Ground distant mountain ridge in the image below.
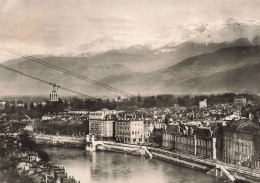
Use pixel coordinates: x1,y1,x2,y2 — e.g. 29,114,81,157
98,45,260,95
0,45,260,96
69,18,260,56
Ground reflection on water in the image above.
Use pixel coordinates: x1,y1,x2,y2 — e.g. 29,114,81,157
42,147,223,183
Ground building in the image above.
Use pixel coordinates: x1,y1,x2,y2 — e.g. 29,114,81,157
162,122,217,159
68,111,88,114
100,115,114,141
196,127,216,159
162,123,177,149
130,120,144,144
89,120,102,140
223,118,260,169
144,118,154,144
89,109,112,140
115,119,131,143
199,99,207,108
42,115,52,121
175,124,197,155
153,117,165,129
234,97,247,106
115,114,144,144
224,114,240,121
89,110,106,120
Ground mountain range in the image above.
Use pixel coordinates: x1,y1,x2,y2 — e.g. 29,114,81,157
69,18,260,56
1,18,260,96
0,42,260,96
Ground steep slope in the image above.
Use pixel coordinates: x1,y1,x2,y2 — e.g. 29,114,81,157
179,63,260,93
99,46,260,95
1,45,260,96
151,46,260,83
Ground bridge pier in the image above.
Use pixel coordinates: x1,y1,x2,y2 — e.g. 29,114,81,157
85,135,104,152
207,164,235,182
85,143,96,151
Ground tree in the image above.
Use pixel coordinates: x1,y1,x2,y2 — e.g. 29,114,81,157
37,150,50,162
4,101,10,112
17,130,37,152
117,96,121,101
64,99,68,108
29,102,35,110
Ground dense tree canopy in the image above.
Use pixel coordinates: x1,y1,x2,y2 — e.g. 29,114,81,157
2,93,260,117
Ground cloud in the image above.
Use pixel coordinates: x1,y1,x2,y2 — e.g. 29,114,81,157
0,0,260,62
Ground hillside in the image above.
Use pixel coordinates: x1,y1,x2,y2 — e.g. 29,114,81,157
0,45,260,96
179,63,260,93
100,46,260,94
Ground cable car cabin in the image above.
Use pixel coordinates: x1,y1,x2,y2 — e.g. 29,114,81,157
50,91,59,102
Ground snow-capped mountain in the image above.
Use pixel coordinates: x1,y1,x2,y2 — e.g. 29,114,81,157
66,18,260,56
2,18,259,60
145,18,260,50
69,36,131,56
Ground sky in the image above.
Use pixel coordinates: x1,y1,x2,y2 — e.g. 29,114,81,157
0,0,260,62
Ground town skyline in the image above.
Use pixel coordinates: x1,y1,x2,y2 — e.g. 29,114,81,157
1,92,260,182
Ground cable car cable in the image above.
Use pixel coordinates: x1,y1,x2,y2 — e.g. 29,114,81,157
2,47,130,96
0,64,97,99
0,46,134,97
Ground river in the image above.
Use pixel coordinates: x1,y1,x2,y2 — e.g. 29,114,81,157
42,147,224,183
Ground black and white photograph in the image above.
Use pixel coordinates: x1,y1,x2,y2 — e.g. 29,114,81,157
0,0,260,182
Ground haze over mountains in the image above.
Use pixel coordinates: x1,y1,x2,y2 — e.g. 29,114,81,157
1,44,260,96
0,19,260,97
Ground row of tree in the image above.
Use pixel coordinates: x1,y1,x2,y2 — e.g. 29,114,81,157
2,93,259,117
34,120,89,136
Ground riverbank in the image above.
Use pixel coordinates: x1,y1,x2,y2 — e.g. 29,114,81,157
98,142,211,172
35,135,259,182
97,142,259,183
43,146,221,183
35,134,86,151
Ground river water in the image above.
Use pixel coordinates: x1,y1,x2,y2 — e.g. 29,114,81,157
42,147,223,183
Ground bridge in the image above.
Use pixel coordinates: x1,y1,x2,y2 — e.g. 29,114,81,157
85,135,153,159
207,164,235,182
85,135,104,151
